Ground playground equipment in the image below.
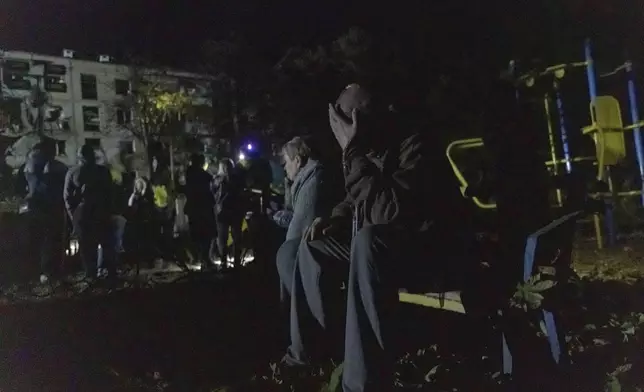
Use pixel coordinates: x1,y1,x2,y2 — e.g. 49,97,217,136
446,39,644,249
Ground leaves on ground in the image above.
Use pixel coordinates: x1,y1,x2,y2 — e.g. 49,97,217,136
2,240,644,391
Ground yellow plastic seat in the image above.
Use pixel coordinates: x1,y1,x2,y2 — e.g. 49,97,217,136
582,96,627,178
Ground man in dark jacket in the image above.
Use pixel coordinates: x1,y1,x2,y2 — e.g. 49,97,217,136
281,84,472,391
24,140,68,283
97,167,129,276
64,143,114,279
185,153,216,268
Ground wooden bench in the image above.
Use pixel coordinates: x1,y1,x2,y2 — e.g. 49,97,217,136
398,209,584,376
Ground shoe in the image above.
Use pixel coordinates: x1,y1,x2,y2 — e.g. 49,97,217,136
275,354,314,381
280,352,310,368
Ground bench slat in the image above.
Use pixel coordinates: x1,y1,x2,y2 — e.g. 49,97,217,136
398,291,466,314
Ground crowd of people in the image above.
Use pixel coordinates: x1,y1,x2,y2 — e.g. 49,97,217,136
19,80,550,391
22,141,256,285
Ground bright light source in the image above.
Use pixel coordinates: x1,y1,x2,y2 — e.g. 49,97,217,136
213,254,255,268
238,152,246,161
66,239,79,256
246,143,253,151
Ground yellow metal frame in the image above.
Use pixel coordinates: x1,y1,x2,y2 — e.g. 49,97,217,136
516,62,588,87
581,95,644,249
445,138,496,209
398,291,466,314
445,138,596,211
445,94,644,249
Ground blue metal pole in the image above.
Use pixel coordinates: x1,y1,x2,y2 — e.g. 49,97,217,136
554,83,572,173
625,61,644,206
585,38,616,246
585,39,598,99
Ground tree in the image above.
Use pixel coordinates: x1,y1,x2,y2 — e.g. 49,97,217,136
201,33,273,142
116,68,193,182
271,27,412,136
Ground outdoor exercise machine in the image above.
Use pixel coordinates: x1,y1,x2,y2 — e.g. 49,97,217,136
446,39,644,249
399,172,588,385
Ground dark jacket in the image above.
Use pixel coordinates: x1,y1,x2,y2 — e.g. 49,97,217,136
111,181,130,217
128,188,155,226
330,130,467,233
184,166,214,218
64,160,113,221
24,151,67,212
212,171,245,218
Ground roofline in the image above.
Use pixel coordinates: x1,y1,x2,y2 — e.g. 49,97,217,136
0,49,214,81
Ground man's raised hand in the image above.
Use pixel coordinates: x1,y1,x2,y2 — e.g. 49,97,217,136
328,104,358,151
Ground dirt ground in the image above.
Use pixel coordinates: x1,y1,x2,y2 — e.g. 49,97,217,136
0,270,286,392
0,237,642,392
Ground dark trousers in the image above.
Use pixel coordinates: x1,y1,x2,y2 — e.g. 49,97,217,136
189,216,216,264
155,208,174,260
76,220,113,278
127,220,156,269
215,214,243,267
28,207,65,276
277,224,468,392
97,215,127,271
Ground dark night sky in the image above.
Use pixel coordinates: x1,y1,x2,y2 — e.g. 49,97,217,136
0,0,639,69
0,0,504,67
0,0,393,64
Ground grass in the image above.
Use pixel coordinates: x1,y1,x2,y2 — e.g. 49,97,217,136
0,238,643,391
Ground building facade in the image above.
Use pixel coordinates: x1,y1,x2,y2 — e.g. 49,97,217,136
0,49,212,170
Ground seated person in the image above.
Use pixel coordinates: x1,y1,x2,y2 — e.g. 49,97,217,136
279,84,473,392
274,137,328,302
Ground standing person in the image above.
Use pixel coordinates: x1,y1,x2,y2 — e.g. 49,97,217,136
279,84,473,391
150,155,173,266
212,158,245,269
97,164,129,277
24,140,67,283
64,144,114,280
127,176,156,271
184,153,216,269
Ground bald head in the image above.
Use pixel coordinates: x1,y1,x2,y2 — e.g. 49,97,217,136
335,84,373,118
